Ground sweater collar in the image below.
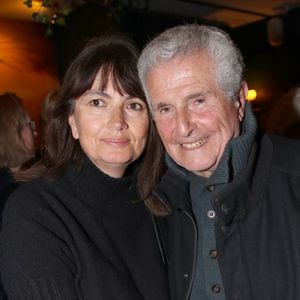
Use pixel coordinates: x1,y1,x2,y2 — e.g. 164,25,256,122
211,133,272,225
226,102,257,179
207,102,257,185
63,155,138,210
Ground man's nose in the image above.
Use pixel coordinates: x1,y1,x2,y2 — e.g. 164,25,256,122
107,108,128,131
176,108,195,137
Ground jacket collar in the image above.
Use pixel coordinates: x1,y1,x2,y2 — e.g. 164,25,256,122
211,133,273,225
153,166,191,213
154,133,273,225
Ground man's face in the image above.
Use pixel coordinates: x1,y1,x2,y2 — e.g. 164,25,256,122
146,53,246,178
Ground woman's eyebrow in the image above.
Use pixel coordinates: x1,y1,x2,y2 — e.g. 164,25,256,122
83,90,135,100
84,90,109,97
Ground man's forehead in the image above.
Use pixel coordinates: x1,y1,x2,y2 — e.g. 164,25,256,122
147,53,213,85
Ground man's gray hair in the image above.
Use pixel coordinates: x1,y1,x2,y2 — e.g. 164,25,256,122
138,24,245,102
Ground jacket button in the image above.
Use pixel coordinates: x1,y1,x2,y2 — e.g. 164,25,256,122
183,273,189,278
206,184,215,192
207,210,216,219
211,284,221,293
209,249,218,258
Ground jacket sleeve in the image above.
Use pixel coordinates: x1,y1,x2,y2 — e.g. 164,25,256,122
0,187,79,300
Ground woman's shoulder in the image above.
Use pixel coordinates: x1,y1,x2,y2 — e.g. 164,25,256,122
0,174,77,248
3,175,69,218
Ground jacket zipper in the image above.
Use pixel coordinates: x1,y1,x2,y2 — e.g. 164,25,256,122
182,210,198,300
153,190,198,300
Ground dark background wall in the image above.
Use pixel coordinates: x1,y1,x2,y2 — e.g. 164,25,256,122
0,18,58,121
2,2,298,136
51,3,300,134
53,3,300,105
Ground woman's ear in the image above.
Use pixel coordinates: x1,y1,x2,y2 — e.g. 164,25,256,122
68,115,79,139
235,81,248,122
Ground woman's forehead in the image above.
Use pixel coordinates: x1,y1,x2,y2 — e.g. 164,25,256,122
91,70,127,96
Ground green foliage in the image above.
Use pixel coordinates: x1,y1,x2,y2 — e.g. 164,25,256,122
23,0,124,36
23,0,32,8
32,12,49,24
41,0,52,7
23,0,52,8
23,0,69,36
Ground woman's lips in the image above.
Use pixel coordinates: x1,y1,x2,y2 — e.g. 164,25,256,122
102,138,130,147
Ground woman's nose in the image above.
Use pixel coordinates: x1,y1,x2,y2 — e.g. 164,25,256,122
107,108,128,131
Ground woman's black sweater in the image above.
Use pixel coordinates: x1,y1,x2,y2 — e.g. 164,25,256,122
0,158,169,299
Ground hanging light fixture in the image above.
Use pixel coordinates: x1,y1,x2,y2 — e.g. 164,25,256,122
267,16,284,47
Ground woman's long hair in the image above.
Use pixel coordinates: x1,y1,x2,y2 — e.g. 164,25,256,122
16,34,147,178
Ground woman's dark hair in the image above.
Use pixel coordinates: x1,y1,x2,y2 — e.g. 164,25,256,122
17,34,146,177
137,122,170,216
46,34,148,175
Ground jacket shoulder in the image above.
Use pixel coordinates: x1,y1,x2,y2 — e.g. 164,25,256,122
265,134,300,175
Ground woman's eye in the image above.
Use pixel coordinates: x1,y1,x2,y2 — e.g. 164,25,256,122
89,99,104,107
127,102,144,111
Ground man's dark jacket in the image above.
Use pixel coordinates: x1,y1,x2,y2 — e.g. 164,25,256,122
153,134,300,300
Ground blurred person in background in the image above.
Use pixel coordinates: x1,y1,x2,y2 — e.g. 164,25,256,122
0,92,36,219
265,86,300,139
0,35,168,299
39,89,59,154
0,92,36,300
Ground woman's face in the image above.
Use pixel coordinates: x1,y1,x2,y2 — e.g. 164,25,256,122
68,73,149,178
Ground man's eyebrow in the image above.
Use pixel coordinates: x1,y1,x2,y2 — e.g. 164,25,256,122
152,102,170,110
151,91,212,110
183,91,210,101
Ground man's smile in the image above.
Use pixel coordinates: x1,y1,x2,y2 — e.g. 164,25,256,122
181,137,208,149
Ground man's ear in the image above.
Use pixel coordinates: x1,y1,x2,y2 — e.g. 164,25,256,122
68,114,79,139
235,81,248,122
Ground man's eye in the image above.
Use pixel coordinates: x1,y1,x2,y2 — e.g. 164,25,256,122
188,98,205,109
159,106,171,114
194,99,204,105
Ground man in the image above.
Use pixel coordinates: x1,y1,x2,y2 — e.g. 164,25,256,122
137,24,300,300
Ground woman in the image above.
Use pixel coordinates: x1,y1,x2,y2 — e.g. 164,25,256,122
0,35,168,299
0,92,36,218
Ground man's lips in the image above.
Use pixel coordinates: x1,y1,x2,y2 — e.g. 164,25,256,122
181,137,208,149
